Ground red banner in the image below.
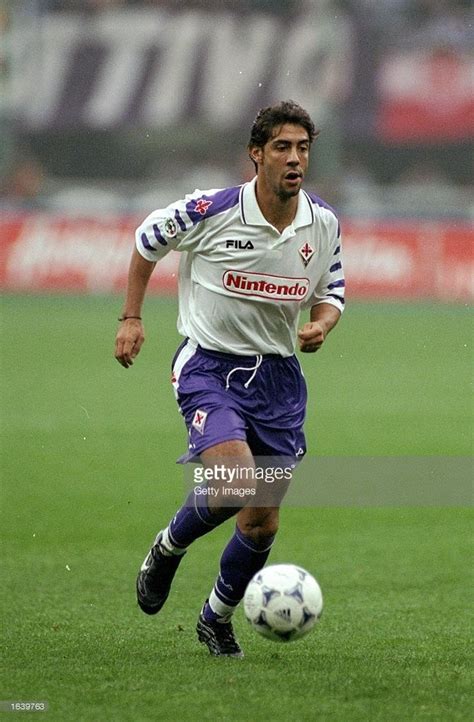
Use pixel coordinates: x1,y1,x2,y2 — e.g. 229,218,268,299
0,212,472,301
342,219,473,301
377,50,474,143
0,213,177,294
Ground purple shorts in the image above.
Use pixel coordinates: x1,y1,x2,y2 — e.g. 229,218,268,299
171,340,307,463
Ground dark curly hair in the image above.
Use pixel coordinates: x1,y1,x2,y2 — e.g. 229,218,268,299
248,100,319,160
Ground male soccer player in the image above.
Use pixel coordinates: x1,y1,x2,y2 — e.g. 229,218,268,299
115,100,345,658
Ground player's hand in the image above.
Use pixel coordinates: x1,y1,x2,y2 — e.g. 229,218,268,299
298,321,325,353
114,318,145,368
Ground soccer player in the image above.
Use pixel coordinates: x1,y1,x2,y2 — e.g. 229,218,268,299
115,100,345,657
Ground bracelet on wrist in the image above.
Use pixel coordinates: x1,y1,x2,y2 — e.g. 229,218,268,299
118,315,142,321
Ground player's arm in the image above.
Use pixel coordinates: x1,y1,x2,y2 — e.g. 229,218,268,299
298,303,341,353
115,190,207,368
299,212,345,353
115,248,156,368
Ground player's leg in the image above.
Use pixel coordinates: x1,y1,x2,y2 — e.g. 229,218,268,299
202,504,279,619
136,439,256,616
197,353,306,653
156,438,256,556
200,352,306,623
199,462,290,625
136,342,255,616
196,503,279,658
187,440,266,657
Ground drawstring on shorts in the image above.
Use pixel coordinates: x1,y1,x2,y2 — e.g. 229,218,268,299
225,354,263,390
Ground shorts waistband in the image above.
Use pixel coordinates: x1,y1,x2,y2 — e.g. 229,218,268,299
195,343,286,364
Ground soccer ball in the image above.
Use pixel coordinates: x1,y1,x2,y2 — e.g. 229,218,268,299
243,564,323,642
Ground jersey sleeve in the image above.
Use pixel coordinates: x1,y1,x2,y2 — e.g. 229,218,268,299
135,189,210,262
302,216,345,314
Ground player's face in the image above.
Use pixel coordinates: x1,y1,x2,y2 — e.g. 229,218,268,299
252,123,310,201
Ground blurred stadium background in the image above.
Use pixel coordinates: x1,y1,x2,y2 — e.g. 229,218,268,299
0,0,472,298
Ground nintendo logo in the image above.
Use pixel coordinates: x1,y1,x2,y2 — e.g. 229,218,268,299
222,270,309,301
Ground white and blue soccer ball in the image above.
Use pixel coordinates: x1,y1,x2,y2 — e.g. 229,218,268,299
243,564,323,642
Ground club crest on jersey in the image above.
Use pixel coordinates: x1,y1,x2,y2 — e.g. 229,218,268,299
192,409,208,435
299,242,315,267
225,239,254,250
194,198,213,216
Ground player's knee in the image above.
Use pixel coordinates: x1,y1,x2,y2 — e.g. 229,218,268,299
238,510,279,544
243,523,279,546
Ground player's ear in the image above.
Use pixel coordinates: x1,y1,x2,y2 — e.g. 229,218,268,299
249,146,263,166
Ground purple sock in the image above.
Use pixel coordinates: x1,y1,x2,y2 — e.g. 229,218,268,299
166,489,237,550
204,525,275,621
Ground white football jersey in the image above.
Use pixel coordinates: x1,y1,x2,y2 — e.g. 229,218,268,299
136,177,345,356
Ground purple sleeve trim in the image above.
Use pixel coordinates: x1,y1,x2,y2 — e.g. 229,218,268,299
327,293,345,305
153,224,168,247
305,190,340,237
174,209,187,232
141,232,154,251
186,186,241,225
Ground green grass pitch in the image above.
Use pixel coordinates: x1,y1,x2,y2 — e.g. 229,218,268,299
1,294,472,721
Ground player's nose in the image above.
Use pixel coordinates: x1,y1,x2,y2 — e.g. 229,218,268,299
287,147,299,164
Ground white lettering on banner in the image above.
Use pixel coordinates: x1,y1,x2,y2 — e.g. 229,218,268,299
343,237,413,283
1,215,473,301
142,12,205,126
274,14,353,121
18,17,79,126
4,218,178,291
6,219,131,290
379,52,473,112
436,263,474,299
86,47,145,126
222,270,309,300
201,15,277,124
86,13,159,126
10,9,353,129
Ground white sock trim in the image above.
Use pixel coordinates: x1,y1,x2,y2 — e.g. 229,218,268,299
209,589,237,620
160,527,187,556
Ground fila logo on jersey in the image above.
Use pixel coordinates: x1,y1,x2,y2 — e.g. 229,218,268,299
223,270,309,301
225,239,254,249
194,198,213,215
192,409,208,434
299,242,315,267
